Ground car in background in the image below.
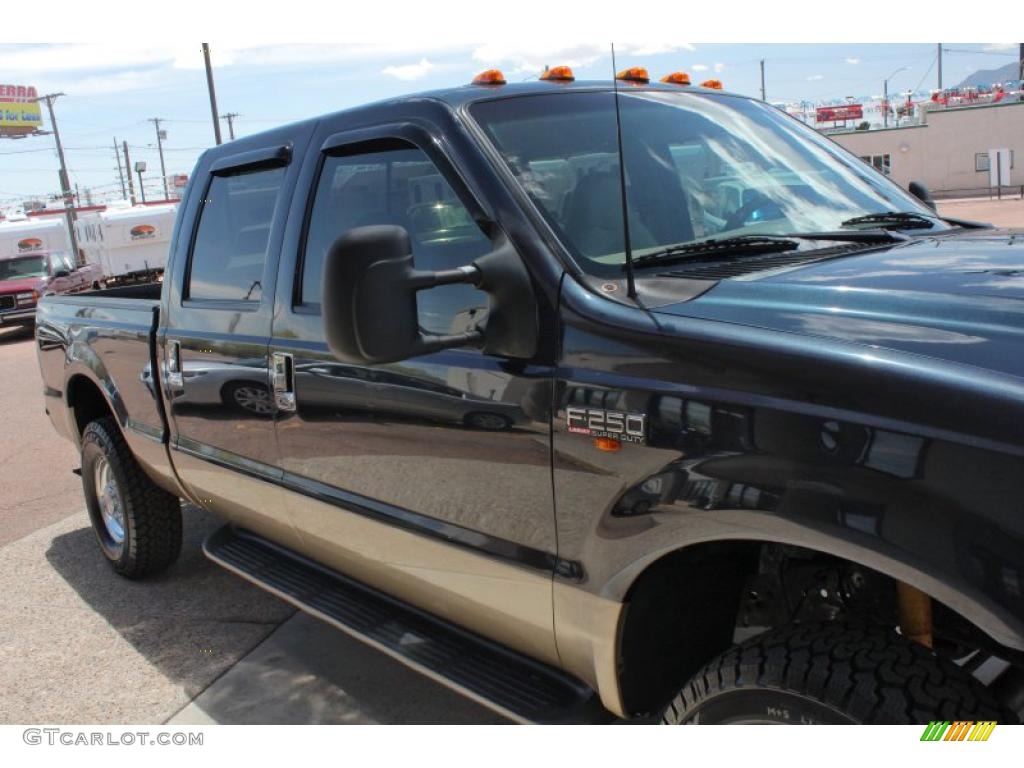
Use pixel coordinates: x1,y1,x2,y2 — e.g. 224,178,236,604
0,251,103,328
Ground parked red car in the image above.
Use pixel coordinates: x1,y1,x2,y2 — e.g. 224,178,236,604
0,251,104,329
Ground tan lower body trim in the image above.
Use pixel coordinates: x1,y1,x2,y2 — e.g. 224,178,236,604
553,581,627,718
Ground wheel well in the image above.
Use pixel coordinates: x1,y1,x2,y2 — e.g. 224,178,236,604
617,541,758,715
67,375,115,440
616,539,1022,717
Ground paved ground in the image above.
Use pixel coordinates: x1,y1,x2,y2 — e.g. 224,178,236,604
0,325,502,724
937,197,1024,229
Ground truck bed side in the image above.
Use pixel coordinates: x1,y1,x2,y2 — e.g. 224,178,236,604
35,282,182,495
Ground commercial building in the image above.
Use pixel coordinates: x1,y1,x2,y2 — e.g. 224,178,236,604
827,100,1023,198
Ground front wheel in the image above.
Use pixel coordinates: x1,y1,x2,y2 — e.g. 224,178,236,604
464,411,512,431
81,417,182,578
662,622,1010,725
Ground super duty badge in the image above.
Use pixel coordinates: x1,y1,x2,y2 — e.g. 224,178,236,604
566,406,647,445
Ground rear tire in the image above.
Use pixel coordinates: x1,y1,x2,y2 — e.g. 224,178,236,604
661,621,1011,725
81,417,182,578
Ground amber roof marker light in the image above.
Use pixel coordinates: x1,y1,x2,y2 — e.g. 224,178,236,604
661,71,691,86
615,66,650,84
472,69,507,86
540,65,575,82
701,78,724,90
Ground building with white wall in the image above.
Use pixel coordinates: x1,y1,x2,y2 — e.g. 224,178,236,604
827,101,1022,198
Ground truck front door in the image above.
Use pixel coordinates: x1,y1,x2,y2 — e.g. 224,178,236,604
268,122,560,663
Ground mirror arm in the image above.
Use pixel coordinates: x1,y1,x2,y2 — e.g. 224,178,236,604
415,328,486,357
408,264,481,290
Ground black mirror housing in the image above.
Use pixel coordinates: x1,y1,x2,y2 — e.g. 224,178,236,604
908,180,936,211
53,269,71,278
322,225,538,366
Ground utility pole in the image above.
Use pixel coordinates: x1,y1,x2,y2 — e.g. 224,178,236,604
202,43,223,145
221,112,239,141
149,118,169,199
113,137,127,199
122,141,137,205
32,93,82,264
1019,44,1024,100
759,59,766,102
937,44,943,91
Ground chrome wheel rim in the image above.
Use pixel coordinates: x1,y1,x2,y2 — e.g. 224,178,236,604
233,386,272,414
94,456,125,544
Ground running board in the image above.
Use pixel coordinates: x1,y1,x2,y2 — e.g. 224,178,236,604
203,526,611,724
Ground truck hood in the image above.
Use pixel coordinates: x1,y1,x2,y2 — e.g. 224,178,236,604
650,229,1024,379
0,276,45,295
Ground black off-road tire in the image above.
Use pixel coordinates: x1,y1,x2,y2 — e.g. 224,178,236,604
81,417,182,578
662,622,1012,725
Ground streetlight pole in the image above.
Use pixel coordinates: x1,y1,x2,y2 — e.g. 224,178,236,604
135,162,147,204
759,60,766,101
883,66,907,129
149,118,169,199
202,43,223,145
32,92,82,264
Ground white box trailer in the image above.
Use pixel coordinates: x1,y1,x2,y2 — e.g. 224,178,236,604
0,216,72,259
76,203,177,284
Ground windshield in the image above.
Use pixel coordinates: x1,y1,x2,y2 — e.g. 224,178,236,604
470,90,948,273
0,255,48,281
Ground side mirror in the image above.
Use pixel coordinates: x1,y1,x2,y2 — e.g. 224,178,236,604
322,225,538,365
53,269,71,278
908,180,936,211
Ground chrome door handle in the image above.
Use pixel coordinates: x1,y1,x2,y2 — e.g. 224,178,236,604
271,352,296,412
166,340,183,389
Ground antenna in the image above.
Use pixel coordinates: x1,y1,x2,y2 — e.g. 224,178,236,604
610,44,637,299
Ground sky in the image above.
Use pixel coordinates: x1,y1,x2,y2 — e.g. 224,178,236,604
1,42,1020,205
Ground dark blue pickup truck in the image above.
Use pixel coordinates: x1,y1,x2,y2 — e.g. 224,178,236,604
35,67,1024,725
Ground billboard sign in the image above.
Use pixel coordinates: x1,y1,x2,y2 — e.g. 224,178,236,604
816,104,864,123
0,85,43,137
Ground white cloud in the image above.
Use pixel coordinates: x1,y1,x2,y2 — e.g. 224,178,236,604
691,63,709,72
845,57,861,65
471,43,694,74
807,74,824,81
713,62,726,73
381,58,437,81
0,43,468,76
627,43,696,56
982,43,1016,53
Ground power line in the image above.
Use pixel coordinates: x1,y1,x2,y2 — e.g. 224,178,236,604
942,47,1019,57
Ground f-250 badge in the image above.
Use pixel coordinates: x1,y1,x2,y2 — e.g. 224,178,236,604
566,407,647,445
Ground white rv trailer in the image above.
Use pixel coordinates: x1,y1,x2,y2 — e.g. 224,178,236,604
0,216,72,260
76,202,178,284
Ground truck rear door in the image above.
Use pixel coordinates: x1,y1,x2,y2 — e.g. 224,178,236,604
160,127,311,547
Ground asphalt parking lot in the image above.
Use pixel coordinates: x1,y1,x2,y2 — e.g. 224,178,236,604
1,197,1021,726
0,324,503,724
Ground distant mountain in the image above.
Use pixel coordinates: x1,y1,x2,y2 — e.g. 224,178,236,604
956,61,1020,88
